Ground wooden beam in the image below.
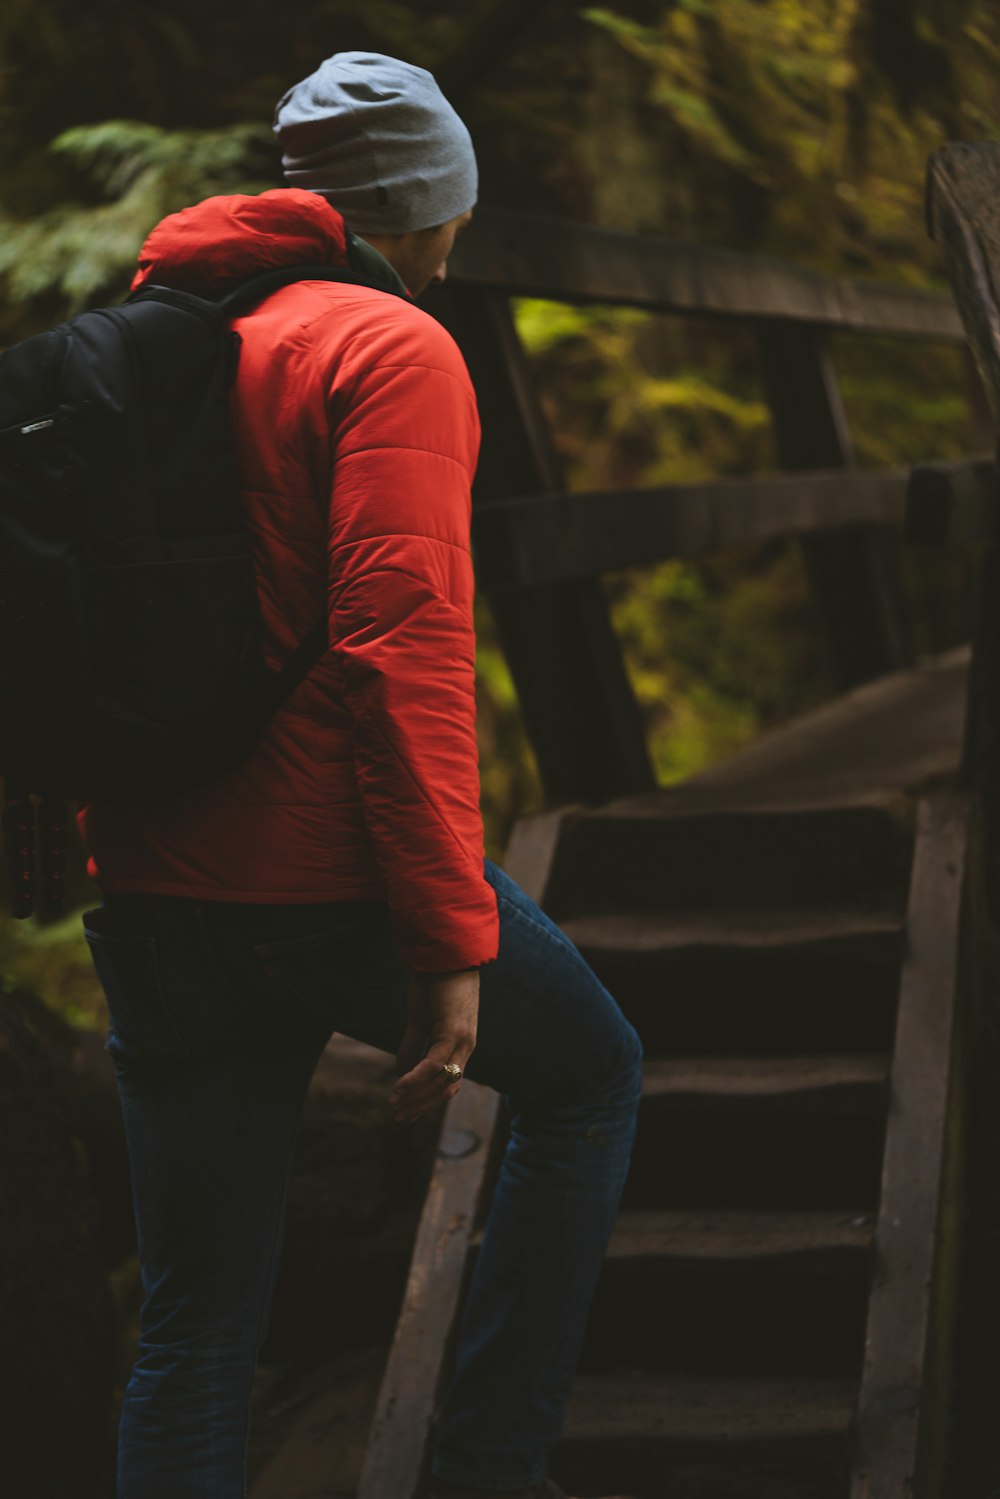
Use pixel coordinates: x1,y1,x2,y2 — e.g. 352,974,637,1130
473,468,912,589
357,1082,502,1499
926,143,1000,426
924,144,1000,908
358,808,539,1497
962,534,1000,916
905,454,998,548
501,805,575,906
851,791,971,1499
450,208,964,340
428,282,655,805
755,322,911,688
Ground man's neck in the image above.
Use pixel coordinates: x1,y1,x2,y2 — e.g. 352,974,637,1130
347,232,410,296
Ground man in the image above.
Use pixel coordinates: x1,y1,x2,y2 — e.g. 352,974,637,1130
79,51,642,1499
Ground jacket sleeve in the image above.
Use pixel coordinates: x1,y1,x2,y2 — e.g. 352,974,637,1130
324,310,499,972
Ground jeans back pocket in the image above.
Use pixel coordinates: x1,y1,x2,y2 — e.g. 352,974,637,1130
83,913,188,1065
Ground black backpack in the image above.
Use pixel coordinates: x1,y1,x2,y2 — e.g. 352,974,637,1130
0,261,397,915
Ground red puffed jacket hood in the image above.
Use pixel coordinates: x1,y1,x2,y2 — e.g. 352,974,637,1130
78,190,500,973
130,189,352,295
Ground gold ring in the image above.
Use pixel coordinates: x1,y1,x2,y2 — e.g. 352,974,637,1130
440,1062,463,1082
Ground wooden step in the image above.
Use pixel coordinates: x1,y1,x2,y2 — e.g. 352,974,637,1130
553,1372,855,1498
639,1055,889,1112
626,1057,888,1210
562,1370,857,1443
561,909,904,960
470,1207,875,1271
543,793,913,920
560,908,904,1056
605,1207,874,1269
581,1210,874,1377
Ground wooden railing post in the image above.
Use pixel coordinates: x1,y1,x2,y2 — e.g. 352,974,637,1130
850,791,972,1499
962,503,1000,909
429,282,655,805
755,322,911,688
925,142,1000,911
907,453,1000,901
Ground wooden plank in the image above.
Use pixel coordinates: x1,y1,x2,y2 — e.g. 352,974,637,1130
358,813,547,1496
851,791,971,1499
429,282,654,803
905,454,997,548
963,345,997,451
559,906,904,955
450,208,964,340
557,1374,856,1499
356,1081,502,1499
473,467,911,589
924,145,1000,910
963,541,1000,916
604,1207,873,1269
755,322,910,688
598,1207,874,1271
501,805,575,906
640,1054,888,1114
563,1371,857,1444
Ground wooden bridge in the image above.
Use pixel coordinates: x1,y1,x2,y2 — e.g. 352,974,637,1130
353,144,1000,1499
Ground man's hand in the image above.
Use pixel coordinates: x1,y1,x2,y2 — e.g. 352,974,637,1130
390,968,479,1123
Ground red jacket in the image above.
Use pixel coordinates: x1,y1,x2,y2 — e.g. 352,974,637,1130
77,190,499,973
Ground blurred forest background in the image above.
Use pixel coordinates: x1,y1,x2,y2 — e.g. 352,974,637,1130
0,0,997,1027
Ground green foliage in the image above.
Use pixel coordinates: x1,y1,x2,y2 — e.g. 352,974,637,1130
583,0,999,271
832,335,975,466
514,299,773,488
605,546,832,784
0,908,105,1031
0,121,273,313
583,5,756,173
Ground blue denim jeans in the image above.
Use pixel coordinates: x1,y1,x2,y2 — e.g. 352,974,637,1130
83,858,643,1498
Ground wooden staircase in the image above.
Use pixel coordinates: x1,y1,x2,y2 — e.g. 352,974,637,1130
355,146,1000,1497
360,731,972,1498
522,790,931,1499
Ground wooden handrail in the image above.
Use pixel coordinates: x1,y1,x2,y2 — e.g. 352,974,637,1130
430,201,980,794
469,458,997,591
473,467,911,589
449,207,965,340
925,145,1000,900
356,1082,503,1499
927,144,1000,426
851,791,972,1499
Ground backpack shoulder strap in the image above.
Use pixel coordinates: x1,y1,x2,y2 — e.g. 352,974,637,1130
127,264,396,717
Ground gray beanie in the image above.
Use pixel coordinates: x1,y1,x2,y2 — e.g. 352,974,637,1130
274,52,477,235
